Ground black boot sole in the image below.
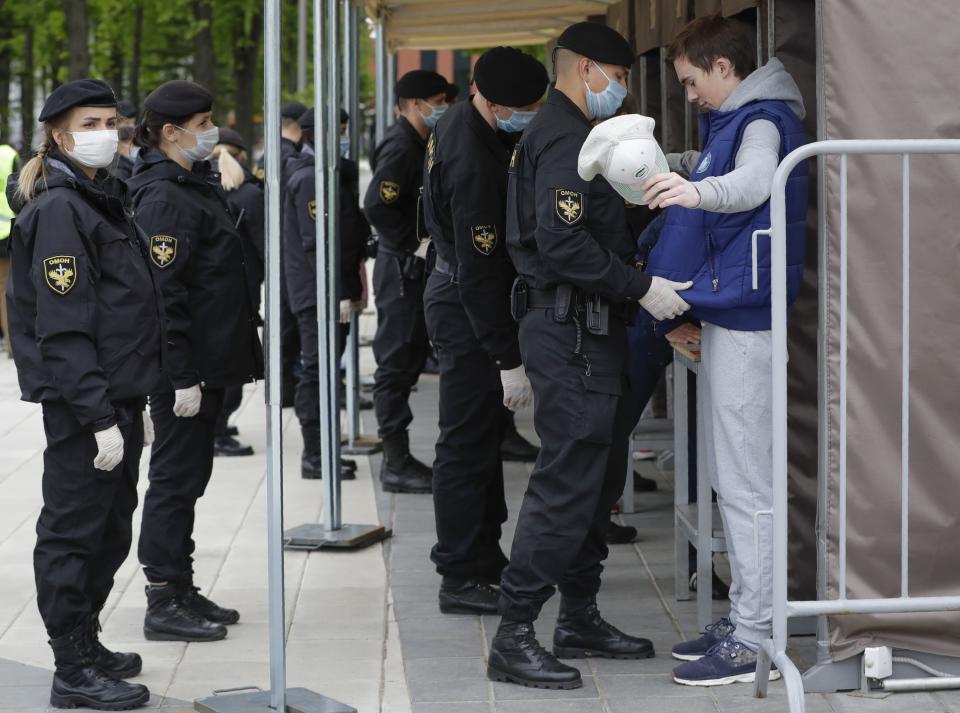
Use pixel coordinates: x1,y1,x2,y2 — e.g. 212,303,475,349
143,626,226,643
553,644,656,660
439,601,498,615
486,664,582,689
381,482,432,494
50,689,150,711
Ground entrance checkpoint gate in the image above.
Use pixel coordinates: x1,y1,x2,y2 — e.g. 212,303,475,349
756,139,960,713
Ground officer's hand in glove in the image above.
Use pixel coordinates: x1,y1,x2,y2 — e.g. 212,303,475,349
143,409,155,447
93,425,124,471
339,298,353,324
173,384,203,418
639,277,693,321
500,366,533,412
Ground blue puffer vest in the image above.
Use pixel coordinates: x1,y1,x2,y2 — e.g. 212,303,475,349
646,100,808,331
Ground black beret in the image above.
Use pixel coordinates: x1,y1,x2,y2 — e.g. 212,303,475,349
299,108,315,130
340,108,349,124
444,83,460,103
218,127,246,151
143,80,213,116
394,70,448,100
282,101,309,120
556,21,635,68
474,47,549,108
39,79,116,123
117,100,138,118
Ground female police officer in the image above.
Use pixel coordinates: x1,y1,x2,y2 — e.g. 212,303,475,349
6,79,161,710
127,80,262,643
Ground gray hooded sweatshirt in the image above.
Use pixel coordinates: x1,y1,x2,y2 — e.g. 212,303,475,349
666,58,806,214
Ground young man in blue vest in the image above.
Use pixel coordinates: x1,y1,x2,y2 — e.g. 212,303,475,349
640,15,808,686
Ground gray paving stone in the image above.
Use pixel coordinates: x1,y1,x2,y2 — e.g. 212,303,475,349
398,615,482,640
401,636,486,660
407,675,491,703
495,699,605,713
405,656,487,681
826,691,942,713
597,673,714,699
607,696,719,713
0,685,49,708
415,703,489,713
0,661,52,686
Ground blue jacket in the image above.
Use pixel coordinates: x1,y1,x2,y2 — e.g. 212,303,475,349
646,99,807,331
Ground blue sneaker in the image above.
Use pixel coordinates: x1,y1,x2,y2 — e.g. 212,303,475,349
671,617,735,661
672,634,781,686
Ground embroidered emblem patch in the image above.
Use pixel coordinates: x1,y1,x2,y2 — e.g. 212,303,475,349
555,189,583,225
379,180,400,204
696,152,713,174
471,225,497,255
150,235,177,269
43,256,77,295
308,200,317,221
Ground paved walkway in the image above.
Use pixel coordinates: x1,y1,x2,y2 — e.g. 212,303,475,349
2,311,959,712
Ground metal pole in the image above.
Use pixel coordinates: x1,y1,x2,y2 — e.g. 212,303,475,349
263,0,287,710
375,17,387,145
323,0,343,531
343,0,361,447
386,52,396,127
297,0,307,94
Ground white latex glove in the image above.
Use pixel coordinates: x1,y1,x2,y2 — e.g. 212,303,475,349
142,409,155,447
93,425,124,471
500,366,533,412
414,238,431,260
339,298,353,324
638,278,693,321
173,384,202,418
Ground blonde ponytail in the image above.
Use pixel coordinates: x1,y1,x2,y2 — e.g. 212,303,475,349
15,138,53,204
212,144,245,192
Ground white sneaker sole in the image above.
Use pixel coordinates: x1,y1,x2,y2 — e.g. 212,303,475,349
673,669,781,687
671,652,704,662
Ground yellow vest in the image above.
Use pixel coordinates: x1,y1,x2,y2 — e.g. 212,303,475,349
0,144,19,241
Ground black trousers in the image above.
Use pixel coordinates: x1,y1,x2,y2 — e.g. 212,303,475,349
215,385,244,437
35,401,144,637
423,272,509,582
294,306,349,428
499,308,634,622
281,275,302,389
372,255,429,439
138,387,225,584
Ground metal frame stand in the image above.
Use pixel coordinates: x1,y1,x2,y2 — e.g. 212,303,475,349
195,0,361,710
282,0,388,553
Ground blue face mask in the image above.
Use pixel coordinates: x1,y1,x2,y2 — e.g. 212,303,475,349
584,63,627,121
420,102,448,130
496,109,537,133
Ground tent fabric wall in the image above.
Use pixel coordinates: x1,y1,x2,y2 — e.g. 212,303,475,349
820,0,960,661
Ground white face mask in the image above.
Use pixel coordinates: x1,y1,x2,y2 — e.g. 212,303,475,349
174,125,219,162
63,129,119,169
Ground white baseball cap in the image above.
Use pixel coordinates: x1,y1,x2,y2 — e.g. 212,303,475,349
577,114,670,205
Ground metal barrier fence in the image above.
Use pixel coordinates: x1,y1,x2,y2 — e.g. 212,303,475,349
757,139,960,713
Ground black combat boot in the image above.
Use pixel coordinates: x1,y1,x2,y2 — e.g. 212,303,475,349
301,425,357,480
438,578,499,615
379,432,432,493
487,620,582,689
553,596,655,660
213,434,254,457
49,622,150,710
606,520,638,544
87,614,142,679
143,584,226,642
179,582,240,625
500,427,540,462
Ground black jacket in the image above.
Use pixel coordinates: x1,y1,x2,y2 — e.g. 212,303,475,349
422,99,521,369
127,148,263,391
5,151,164,429
224,166,265,317
363,116,425,256
112,153,135,181
506,88,651,302
282,147,370,314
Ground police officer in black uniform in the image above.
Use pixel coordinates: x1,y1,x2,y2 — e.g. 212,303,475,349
211,126,264,458
363,69,448,493
283,107,369,480
422,47,548,615
6,79,161,710
487,23,691,689
127,80,263,643
112,100,139,181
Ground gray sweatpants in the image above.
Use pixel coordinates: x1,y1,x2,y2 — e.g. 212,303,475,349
699,322,773,649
